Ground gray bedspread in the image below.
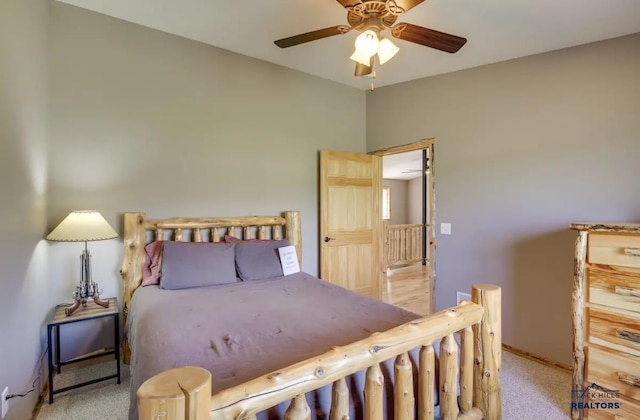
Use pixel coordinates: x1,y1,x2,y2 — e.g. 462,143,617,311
126,272,422,419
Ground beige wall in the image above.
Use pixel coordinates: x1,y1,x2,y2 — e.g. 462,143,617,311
48,1,367,358
0,0,50,418
367,33,640,365
382,179,409,225
408,177,423,225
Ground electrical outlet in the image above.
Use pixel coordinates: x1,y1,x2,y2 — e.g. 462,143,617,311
457,291,471,305
1,386,8,419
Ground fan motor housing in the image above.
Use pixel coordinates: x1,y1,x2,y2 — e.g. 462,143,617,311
347,1,400,30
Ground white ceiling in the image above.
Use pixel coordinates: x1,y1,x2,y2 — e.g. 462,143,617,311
383,150,424,180
57,0,640,89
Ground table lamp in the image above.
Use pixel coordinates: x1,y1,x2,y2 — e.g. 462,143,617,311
46,210,119,316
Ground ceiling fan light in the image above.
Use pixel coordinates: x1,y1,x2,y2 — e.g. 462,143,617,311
377,38,399,65
350,49,373,66
354,30,379,57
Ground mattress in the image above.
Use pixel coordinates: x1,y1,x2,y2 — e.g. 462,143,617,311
126,272,422,419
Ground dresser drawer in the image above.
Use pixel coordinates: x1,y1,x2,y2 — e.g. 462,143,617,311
589,308,640,357
587,346,640,401
585,395,640,420
588,267,640,314
589,233,640,268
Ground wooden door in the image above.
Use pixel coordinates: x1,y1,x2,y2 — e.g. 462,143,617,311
320,150,382,299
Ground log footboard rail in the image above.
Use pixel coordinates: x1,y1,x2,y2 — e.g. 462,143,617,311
137,284,501,420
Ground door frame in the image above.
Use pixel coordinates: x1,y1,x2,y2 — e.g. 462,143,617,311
370,138,436,310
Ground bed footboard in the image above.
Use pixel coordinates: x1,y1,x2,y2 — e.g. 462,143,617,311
137,283,501,420
137,366,212,420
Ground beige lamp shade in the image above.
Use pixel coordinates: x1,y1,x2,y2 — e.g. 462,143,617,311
46,210,118,242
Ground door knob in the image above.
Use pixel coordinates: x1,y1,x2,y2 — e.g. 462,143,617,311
324,236,335,243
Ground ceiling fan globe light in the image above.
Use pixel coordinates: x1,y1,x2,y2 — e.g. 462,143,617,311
377,38,399,65
354,30,379,57
350,50,373,66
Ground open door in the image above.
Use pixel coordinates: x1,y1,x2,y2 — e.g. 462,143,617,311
319,150,382,300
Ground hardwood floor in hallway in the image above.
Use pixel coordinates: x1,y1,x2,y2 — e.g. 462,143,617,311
382,263,433,316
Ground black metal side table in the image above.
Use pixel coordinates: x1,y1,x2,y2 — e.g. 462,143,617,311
47,297,121,403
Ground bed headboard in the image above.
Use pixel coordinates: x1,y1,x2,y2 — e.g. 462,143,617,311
119,210,302,322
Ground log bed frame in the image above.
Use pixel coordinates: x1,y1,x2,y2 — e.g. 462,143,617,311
119,211,502,420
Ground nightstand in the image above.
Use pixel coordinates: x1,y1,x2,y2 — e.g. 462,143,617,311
47,297,121,403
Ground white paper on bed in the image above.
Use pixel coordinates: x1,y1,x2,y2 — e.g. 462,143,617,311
278,245,300,276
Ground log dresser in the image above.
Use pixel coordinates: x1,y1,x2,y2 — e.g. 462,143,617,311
571,223,640,420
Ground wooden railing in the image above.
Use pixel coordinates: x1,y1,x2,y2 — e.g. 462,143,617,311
137,284,502,420
385,222,424,268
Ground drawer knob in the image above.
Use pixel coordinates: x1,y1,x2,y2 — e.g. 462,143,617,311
624,247,640,257
614,286,640,298
615,328,640,344
617,371,640,388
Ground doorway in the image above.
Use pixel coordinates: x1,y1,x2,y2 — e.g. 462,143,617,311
371,139,435,315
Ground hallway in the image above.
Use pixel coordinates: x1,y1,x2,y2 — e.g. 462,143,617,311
382,264,433,316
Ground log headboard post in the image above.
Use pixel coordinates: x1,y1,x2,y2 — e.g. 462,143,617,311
120,212,146,364
284,211,302,267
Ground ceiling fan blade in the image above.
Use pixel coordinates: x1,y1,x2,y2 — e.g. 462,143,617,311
275,26,347,48
392,23,467,53
393,0,425,12
354,57,373,77
336,0,362,9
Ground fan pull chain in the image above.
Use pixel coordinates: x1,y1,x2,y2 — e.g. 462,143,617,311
369,69,377,91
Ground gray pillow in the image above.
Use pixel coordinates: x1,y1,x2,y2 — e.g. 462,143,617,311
160,241,237,290
235,240,289,281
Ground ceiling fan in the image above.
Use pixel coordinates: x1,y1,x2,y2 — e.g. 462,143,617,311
274,0,467,79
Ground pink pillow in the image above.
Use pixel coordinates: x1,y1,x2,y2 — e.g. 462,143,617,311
141,241,163,286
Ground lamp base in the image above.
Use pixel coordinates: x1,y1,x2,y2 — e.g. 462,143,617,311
65,295,110,316
65,248,109,316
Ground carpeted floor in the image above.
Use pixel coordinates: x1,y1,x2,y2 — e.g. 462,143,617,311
35,359,130,420
35,351,571,420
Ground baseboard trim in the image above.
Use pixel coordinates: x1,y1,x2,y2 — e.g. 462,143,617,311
502,343,572,373
30,387,46,420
